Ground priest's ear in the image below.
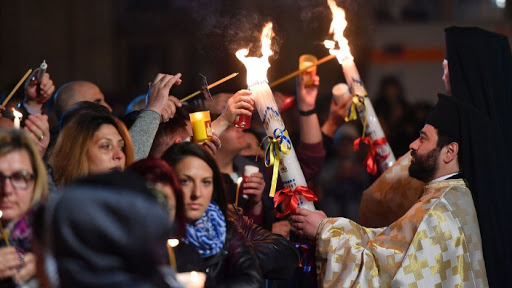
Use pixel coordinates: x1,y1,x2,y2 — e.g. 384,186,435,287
442,142,459,164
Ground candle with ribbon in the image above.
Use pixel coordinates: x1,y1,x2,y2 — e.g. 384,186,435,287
189,111,213,144
12,108,23,129
167,238,179,270
235,22,316,212
323,0,396,174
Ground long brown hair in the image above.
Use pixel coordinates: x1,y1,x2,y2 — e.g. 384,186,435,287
49,112,134,187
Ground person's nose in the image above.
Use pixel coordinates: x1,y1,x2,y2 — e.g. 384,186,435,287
409,138,419,151
190,182,202,199
113,146,125,162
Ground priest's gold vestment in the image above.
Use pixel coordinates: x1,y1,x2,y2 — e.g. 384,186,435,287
316,179,488,287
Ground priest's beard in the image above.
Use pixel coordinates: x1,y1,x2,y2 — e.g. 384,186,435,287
409,147,441,183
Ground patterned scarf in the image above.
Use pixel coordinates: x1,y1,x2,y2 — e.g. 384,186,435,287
184,202,226,258
1,209,34,253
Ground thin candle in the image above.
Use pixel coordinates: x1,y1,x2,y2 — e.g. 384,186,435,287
234,177,243,207
2,69,33,106
269,54,336,88
0,210,10,247
167,238,179,270
180,73,239,102
12,108,23,129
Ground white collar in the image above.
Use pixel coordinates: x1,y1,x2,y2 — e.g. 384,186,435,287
429,172,459,183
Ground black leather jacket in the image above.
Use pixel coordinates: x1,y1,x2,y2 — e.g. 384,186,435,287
203,213,263,288
227,205,300,280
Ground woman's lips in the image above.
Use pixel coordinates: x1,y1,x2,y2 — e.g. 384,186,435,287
187,203,201,210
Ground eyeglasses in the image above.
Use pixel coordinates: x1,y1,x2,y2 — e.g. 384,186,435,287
0,171,35,190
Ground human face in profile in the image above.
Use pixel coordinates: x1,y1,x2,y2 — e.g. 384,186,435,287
409,124,441,183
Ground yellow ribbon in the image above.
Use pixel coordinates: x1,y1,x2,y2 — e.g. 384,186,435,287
264,129,291,197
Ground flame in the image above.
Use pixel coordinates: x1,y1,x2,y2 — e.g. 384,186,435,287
12,108,22,118
324,0,353,64
236,22,274,87
167,238,179,247
191,271,199,281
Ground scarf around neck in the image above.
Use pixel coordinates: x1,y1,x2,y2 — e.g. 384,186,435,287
184,202,226,258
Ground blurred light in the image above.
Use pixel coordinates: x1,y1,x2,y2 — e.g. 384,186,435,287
496,0,506,9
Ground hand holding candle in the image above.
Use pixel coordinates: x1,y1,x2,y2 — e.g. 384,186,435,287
299,54,318,88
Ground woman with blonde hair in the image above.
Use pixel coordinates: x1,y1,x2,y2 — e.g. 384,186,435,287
0,129,48,286
49,112,134,187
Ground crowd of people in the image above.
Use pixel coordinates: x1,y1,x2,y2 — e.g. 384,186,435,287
0,26,510,288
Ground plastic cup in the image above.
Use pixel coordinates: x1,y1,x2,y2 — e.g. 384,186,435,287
299,54,318,87
189,111,213,143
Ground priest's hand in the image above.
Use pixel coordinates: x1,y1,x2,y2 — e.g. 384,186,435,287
290,208,327,240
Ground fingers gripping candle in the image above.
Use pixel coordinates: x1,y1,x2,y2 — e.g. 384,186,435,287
236,23,316,212
324,0,396,174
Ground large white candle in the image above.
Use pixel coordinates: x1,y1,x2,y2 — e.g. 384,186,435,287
236,23,316,211
325,0,396,173
340,59,396,172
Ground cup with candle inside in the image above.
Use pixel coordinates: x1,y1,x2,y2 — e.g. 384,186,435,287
299,54,318,88
189,111,213,144
240,165,259,203
233,98,253,130
331,83,352,105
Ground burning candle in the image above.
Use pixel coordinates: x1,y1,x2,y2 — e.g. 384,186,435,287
0,210,9,247
12,108,23,129
298,54,318,87
324,0,396,173
189,111,212,144
234,177,243,207
236,22,316,211
167,238,179,270
176,271,206,288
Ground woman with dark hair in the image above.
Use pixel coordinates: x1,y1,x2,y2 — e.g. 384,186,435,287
49,112,134,187
128,158,206,274
162,142,261,287
162,143,299,286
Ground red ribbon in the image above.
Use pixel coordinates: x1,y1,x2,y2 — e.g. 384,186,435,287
353,137,390,176
273,186,318,218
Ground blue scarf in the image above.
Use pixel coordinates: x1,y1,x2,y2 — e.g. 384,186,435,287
184,202,226,258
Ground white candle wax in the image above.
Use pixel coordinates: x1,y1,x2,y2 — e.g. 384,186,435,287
340,59,396,172
250,82,316,211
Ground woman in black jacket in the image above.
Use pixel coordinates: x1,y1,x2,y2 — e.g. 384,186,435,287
162,142,263,288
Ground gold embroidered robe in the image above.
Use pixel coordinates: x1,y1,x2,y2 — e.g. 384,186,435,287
316,179,488,287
